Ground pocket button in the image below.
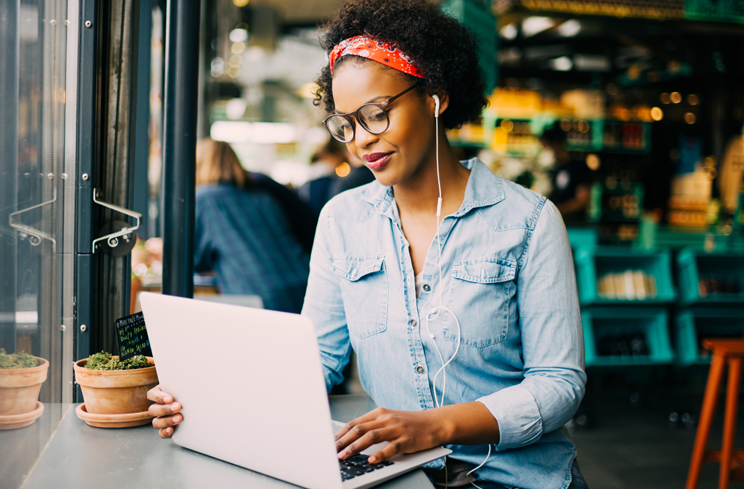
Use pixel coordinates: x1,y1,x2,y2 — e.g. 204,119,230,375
416,365,425,374
423,284,431,292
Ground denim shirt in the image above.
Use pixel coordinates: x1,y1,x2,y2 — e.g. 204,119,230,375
302,158,586,489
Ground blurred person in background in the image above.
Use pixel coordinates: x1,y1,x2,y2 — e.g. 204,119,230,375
540,123,592,223
298,138,376,212
194,138,311,313
298,138,347,213
329,146,375,196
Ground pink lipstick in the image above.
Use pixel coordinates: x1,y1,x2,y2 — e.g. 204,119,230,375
362,152,392,171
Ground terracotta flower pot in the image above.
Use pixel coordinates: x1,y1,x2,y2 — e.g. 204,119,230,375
0,357,49,430
74,357,158,415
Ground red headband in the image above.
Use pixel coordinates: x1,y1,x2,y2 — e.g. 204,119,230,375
329,35,425,79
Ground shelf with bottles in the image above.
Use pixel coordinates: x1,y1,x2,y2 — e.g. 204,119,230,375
676,309,744,366
677,248,744,307
588,182,643,223
574,246,676,306
488,118,543,157
563,119,603,152
448,115,652,157
582,308,674,367
447,123,488,148
601,121,650,154
667,196,712,228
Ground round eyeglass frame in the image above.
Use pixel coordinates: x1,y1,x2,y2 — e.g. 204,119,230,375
322,83,420,143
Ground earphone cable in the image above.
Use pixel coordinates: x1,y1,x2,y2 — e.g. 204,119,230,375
429,101,491,486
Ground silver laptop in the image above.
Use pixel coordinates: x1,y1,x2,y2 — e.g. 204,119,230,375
139,292,450,489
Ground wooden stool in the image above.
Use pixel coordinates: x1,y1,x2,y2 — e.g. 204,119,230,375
686,339,744,489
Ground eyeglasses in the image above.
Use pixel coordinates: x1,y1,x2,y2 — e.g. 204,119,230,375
322,84,419,143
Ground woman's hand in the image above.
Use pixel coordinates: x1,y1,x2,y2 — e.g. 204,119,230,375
334,407,448,464
334,402,500,464
147,385,183,439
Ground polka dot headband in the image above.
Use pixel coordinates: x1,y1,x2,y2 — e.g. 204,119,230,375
329,35,425,79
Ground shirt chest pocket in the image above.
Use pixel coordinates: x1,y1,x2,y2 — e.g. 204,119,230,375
443,258,516,348
333,256,389,339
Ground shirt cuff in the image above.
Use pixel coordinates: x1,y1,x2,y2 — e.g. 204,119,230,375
477,385,543,450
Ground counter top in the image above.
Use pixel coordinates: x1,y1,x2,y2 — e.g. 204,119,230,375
12,396,434,489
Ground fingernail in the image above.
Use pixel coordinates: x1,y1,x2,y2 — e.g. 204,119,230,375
368,456,377,464
166,427,172,434
173,415,181,423
164,396,172,403
338,451,346,459
172,403,180,412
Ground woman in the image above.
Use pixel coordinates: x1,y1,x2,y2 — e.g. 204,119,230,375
150,2,587,488
193,138,310,313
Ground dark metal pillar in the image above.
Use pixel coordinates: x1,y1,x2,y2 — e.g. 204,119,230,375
161,0,200,298
131,0,152,238
0,0,19,353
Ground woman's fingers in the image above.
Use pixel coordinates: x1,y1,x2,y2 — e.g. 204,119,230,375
337,426,394,460
368,443,402,464
334,408,383,442
147,385,182,439
335,408,445,464
148,401,181,418
147,385,172,404
154,414,181,439
152,413,182,428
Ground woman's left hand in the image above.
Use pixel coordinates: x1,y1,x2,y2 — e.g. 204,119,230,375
334,407,447,464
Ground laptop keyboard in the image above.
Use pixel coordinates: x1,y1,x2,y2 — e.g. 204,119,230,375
339,454,395,481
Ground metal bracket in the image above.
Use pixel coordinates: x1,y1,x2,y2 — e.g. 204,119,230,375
9,189,57,252
91,189,141,253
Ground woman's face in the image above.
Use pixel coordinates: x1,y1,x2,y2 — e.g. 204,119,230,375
331,60,436,188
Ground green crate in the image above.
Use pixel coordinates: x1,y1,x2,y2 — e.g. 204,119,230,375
676,309,744,366
574,247,676,306
685,0,744,22
677,249,744,307
566,226,598,252
582,308,674,367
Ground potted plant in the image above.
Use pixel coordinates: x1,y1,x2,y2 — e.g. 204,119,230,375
73,351,158,428
0,349,49,430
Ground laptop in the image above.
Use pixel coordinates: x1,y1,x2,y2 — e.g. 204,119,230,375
139,292,450,489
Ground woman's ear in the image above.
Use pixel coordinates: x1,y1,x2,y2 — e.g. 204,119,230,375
429,90,450,117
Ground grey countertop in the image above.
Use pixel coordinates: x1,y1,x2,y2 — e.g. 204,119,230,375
11,396,434,489
0,403,71,489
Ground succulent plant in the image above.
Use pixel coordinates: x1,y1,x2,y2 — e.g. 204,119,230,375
0,348,39,369
85,351,150,370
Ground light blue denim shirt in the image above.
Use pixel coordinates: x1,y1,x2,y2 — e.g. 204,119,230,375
302,158,586,489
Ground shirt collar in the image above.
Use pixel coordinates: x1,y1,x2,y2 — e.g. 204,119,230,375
359,158,505,216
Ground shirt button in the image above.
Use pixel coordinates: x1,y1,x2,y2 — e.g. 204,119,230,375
416,365,425,374
409,319,417,327
423,284,431,292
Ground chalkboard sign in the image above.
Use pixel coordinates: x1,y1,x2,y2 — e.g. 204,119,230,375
114,312,153,361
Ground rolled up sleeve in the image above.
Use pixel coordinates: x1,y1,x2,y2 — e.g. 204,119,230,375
301,207,352,392
478,199,586,450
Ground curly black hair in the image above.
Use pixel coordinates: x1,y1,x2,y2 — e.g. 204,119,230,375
313,0,488,130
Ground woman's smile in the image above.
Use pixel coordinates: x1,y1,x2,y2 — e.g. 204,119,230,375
362,152,392,171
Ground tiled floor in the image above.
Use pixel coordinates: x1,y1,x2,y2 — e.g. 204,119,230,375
571,384,744,489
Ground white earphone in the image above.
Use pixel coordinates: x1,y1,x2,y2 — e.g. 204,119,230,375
427,91,492,489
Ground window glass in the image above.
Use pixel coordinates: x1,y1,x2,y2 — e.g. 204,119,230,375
0,3,77,486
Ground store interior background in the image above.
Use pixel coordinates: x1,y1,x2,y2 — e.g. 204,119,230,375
5,0,744,489
107,0,744,488
127,1,744,488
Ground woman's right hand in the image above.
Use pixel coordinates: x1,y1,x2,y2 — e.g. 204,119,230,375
147,385,183,439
